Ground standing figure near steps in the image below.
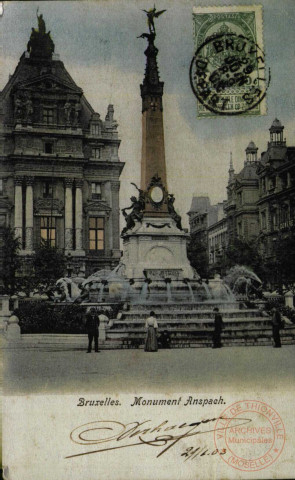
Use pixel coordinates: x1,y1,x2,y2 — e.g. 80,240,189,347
271,307,282,348
144,311,158,352
212,307,224,349
85,307,100,353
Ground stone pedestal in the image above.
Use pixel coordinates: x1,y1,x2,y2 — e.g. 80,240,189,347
285,291,294,308
7,314,21,341
122,216,194,280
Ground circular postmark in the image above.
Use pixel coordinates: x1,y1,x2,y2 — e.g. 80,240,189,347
190,33,270,115
214,400,285,472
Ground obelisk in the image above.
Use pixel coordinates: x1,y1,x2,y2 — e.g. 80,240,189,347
121,8,194,281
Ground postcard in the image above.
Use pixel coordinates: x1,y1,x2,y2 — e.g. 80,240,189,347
1,1,295,479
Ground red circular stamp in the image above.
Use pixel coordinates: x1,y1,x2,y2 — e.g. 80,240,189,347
214,400,285,472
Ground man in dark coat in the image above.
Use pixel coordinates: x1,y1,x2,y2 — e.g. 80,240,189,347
85,307,100,353
212,307,224,349
271,307,282,348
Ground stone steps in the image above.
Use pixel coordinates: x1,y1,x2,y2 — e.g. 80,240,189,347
17,324,295,349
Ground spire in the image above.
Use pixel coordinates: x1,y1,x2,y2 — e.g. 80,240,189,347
139,33,164,112
228,152,235,183
139,9,167,196
27,11,55,59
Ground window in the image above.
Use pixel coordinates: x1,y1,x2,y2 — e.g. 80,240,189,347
261,211,266,229
40,216,56,246
44,142,53,154
89,217,104,251
92,148,100,159
43,108,54,125
91,183,101,199
42,181,53,198
0,179,3,195
91,124,100,136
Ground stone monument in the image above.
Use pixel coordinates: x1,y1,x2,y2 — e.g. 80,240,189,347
121,9,195,283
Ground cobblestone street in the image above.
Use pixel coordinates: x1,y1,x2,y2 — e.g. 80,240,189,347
3,337,295,395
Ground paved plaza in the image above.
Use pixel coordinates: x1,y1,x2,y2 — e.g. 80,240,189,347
3,336,295,395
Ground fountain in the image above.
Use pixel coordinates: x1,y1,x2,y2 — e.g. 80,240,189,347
48,8,273,349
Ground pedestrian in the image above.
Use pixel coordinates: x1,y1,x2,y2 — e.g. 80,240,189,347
271,307,282,348
85,307,100,353
158,329,171,349
144,311,158,352
212,307,224,349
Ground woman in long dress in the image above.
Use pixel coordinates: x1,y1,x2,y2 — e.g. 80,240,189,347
144,311,158,352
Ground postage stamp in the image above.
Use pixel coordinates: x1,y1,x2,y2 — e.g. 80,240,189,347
191,5,269,117
214,400,286,472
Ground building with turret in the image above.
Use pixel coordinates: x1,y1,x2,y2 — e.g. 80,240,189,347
256,119,295,266
188,119,295,283
0,15,124,277
225,143,260,242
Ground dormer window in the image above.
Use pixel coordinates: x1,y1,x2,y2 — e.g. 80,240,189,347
91,124,100,136
91,182,101,199
43,107,54,124
92,148,100,159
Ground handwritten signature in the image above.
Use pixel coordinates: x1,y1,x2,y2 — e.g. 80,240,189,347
66,416,251,460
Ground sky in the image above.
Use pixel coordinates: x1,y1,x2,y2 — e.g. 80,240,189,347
1,0,295,227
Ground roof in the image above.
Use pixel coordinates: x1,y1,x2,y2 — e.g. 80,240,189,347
271,118,282,128
188,196,211,214
246,140,257,150
236,162,259,180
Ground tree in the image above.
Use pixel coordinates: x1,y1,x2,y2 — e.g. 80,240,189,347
0,226,21,294
32,240,66,289
269,234,295,294
187,234,209,279
217,237,265,279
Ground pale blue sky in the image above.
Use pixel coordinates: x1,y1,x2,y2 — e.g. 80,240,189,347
1,0,295,225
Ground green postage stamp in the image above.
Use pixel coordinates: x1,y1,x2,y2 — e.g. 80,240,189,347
191,5,269,117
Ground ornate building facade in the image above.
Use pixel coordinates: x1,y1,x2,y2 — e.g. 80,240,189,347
256,119,295,264
225,143,260,242
0,16,124,276
188,119,295,284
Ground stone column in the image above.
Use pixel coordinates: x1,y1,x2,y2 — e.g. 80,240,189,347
25,176,34,252
104,181,113,250
111,181,121,254
64,178,74,251
14,176,23,244
75,179,85,254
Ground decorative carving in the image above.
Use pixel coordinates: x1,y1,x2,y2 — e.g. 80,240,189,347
34,198,64,214
25,176,34,186
84,199,111,213
64,178,74,188
25,95,34,122
105,105,118,130
27,11,55,58
64,101,72,124
75,178,84,189
167,194,182,231
121,183,146,236
111,181,120,192
14,176,24,186
142,7,166,35
73,101,81,126
146,222,171,229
